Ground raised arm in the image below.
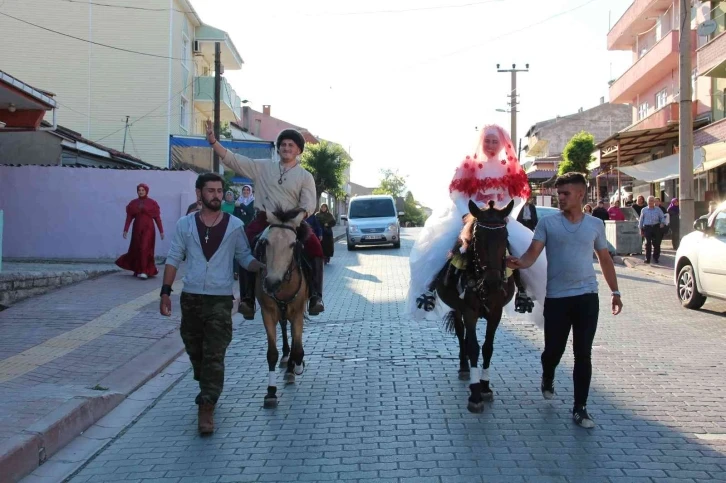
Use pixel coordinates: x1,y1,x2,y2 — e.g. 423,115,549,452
205,119,262,180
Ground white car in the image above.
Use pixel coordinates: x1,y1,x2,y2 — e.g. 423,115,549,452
674,200,726,309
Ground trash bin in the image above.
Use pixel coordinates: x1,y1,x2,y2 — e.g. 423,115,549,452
604,220,641,255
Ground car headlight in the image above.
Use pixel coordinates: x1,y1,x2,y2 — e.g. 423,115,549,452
387,224,398,232
349,225,359,233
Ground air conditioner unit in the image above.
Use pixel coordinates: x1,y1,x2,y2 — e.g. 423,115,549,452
193,40,201,54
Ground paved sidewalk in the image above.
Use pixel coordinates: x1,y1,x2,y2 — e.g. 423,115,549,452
0,270,185,482
613,240,675,280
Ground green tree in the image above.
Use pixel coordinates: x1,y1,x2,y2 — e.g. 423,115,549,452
220,122,232,139
400,191,426,226
300,141,351,209
559,131,595,176
373,169,407,198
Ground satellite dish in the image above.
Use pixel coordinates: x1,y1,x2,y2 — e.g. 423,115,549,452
698,19,718,37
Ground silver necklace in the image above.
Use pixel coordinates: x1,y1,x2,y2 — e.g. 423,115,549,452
199,211,223,243
278,161,299,185
560,213,585,234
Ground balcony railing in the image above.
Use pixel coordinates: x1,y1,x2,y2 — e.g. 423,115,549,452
697,30,726,75
608,0,674,50
193,76,241,119
626,101,699,132
609,30,694,105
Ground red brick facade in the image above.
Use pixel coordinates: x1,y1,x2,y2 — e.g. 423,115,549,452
694,118,726,146
697,31,726,74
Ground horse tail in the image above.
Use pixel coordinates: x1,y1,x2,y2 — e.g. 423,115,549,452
443,310,458,334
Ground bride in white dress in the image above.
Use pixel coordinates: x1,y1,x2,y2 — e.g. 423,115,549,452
406,124,547,328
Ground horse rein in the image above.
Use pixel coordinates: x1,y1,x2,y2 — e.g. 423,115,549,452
471,221,508,296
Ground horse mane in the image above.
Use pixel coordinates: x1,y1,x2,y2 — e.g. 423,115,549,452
459,214,476,253
271,206,306,224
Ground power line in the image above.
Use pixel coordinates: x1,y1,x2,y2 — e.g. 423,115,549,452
294,0,505,17
55,0,193,13
0,11,184,60
127,126,140,159
406,0,600,68
95,78,195,143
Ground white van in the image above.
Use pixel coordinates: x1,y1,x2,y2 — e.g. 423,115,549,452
342,195,402,250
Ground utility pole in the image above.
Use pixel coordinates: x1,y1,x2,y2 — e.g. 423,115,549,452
679,0,694,237
497,63,529,145
122,116,130,153
213,42,222,173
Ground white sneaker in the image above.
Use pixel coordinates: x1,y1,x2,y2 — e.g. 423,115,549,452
138,273,149,280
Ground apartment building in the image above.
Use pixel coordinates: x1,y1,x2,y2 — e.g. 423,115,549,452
0,0,244,167
598,0,726,204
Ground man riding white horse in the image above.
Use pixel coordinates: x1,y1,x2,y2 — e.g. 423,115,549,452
205,120,325,318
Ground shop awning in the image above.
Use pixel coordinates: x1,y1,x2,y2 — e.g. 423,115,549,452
695,141,726,173
617,150,703,183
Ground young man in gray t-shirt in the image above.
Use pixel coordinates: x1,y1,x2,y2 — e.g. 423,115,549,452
507,172,623,429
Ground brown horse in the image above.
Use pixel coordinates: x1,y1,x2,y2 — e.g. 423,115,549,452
255,207,309,408
436,199,517,413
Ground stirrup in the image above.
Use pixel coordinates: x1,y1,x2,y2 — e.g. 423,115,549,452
514,290,534,314
416,291,436,312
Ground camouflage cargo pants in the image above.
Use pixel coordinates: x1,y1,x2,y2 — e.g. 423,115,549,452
180,292,234,405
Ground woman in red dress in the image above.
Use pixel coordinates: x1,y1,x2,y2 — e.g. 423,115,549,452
115,183,164,279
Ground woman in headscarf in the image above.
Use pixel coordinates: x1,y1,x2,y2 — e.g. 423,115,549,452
115,183,164,279
667,198,680,250
221,190,236,215
316,203,337,264
234,185,255,226
406,124,546,328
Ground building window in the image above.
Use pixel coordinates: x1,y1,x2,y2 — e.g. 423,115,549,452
182,34,190,83
180,96,189,132
655,89,668,110
638,102,649,120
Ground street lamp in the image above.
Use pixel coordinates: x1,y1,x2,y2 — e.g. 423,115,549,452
496,108,510,113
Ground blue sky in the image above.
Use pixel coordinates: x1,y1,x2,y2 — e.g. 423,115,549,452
195,0,635,208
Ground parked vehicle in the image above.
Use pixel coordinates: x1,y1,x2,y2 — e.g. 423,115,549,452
674,201,726,309
342,195,402,250
534,206,559,220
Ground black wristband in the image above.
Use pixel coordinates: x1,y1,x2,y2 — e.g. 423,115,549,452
160,284,173,297
209,139,217,145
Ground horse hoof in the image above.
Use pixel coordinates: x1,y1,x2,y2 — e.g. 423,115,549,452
263,396,278,408
279,356,289,368
458,371,470,381
467,400,485,413
284,372,295,384
294,361,305,376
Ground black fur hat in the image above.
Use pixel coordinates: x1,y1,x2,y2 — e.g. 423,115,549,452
276,129,305,153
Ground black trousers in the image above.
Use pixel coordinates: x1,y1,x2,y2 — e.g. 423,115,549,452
643,225,663,261
541,294,599,407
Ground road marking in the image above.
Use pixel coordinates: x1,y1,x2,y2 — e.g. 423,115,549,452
0,281,182,384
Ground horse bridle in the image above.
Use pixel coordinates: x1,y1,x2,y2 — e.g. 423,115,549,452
470,221,508,297
260,224,304,315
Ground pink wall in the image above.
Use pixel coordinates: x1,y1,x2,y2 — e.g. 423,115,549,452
0,166,197,260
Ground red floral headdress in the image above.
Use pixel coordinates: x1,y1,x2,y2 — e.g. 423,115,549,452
449,124,531,200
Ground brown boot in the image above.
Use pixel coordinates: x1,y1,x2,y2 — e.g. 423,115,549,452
238,297,255,320
198,403,215,434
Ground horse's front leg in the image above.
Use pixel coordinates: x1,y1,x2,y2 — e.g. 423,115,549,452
279,319,290,368
285,309,305,384
453,311,468,380
464,312,484,413
480,305,503,401
262,310,279,408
